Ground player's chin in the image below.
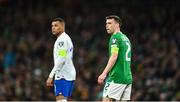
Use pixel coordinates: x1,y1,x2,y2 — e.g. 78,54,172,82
106,30,111,34
52,32,58,36
107,31,111,34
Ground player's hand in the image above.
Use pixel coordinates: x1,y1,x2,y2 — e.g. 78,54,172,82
46,78,54,87
98,73,107,85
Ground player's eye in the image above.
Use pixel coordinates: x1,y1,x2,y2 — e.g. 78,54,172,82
54,24,58,27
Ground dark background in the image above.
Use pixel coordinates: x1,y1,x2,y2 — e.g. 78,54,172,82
0,0,179,101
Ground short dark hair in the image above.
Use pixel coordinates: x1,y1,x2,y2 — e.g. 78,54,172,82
52,17,65,24
106,15,122,27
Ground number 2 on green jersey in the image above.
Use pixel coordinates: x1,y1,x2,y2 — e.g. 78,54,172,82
125,42,131,61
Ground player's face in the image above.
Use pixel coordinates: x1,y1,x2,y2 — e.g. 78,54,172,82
51,21,64,36
106,19,117,34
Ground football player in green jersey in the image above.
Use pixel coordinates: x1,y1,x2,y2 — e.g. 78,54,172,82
98,15,132,101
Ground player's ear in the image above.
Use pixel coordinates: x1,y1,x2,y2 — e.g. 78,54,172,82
61,22,65,26
60,23,65,29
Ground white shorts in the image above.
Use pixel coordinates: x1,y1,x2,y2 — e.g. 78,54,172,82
103,81,132,100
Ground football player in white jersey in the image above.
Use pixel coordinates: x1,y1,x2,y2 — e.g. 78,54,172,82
46,18,76,102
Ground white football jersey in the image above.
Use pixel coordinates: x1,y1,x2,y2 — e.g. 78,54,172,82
49,32,76,81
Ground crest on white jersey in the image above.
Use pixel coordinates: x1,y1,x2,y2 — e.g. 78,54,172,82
58,41,64,47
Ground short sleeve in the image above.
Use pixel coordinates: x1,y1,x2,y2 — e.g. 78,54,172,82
110,36,120,54
56,40,68,57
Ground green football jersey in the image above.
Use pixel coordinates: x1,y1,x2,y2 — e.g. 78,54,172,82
107,32,132,84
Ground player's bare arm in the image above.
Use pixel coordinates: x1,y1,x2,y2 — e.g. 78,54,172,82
98,52,118,84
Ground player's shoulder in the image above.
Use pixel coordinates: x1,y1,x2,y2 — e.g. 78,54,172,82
63,32,71,40
58,32,69,41
56,33,68,47
111,32,122,40
113,32,130,42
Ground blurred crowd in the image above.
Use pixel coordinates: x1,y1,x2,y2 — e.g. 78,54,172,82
0,0,180,101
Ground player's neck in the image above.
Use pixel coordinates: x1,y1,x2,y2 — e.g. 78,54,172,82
113,30,121,35
56,31,64,37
